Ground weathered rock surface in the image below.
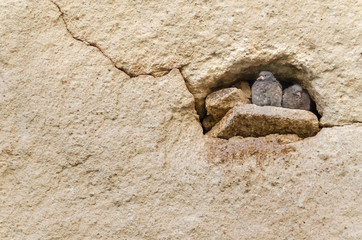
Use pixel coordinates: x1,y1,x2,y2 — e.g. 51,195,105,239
48,0,360,125
208,103,319,138
233,81,251,99
205,87,249,122
1,0,362,239
206,134,301,164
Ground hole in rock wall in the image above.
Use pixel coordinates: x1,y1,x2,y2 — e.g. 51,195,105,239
199,60,322,139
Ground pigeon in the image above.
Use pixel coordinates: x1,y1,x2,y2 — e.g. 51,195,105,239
282,84,311,110
252,71,282,107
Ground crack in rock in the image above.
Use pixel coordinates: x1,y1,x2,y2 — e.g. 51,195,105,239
50,1,190,79
50,0,136,77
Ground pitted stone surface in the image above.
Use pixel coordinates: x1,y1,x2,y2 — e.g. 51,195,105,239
208,103,319,138
1,0,361,239
53,0,362,125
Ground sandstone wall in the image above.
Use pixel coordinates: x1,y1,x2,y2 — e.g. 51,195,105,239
1,0,361,239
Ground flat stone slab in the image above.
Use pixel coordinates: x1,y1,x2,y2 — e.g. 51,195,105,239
207,103,319,139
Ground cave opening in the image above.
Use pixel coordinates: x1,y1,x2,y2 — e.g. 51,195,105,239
199,60,322,137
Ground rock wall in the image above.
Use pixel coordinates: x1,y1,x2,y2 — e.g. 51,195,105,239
0,0,361,239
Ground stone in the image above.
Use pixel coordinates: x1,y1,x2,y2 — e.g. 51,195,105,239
205,134,301,164
205,87,249,122
47,0,361,125
207,103,319,139
202,115,217,132
1,0,362,239
233,81,251,99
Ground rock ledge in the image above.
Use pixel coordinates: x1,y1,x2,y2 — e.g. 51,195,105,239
207,103,319,139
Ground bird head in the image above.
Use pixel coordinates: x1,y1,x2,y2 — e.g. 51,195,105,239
257,71,274,81
291,84,303,97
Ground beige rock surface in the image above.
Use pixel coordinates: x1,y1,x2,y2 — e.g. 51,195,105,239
1,0,362,239
208,103,319,139
52,0,362,125
205,87,249,122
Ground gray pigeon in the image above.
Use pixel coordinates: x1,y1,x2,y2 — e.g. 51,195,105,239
282,84,311,110
252,71,282,107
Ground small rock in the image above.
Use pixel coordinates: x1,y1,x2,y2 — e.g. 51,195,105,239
233,81,251,99
202,115,217,131
205,87,250,122
207,103,319,139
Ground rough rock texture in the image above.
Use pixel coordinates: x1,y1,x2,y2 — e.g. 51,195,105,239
208,103,319,138
1,0,362,239
233,81,251,99
39,0,361,125
205,87,249,122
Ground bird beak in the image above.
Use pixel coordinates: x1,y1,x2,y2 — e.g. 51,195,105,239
257,76,264,81
297,92,301,97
